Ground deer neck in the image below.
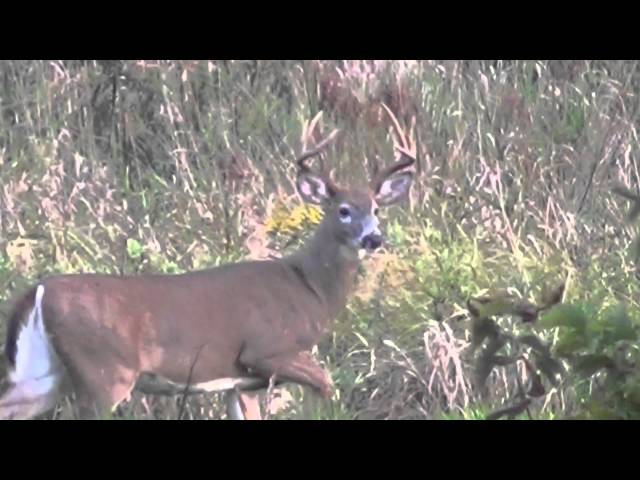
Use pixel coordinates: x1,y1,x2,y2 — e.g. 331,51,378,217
285,221,360,320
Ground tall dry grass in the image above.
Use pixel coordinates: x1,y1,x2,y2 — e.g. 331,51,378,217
1,60,639,419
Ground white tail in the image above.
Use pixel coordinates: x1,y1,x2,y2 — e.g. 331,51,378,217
0,110,416,420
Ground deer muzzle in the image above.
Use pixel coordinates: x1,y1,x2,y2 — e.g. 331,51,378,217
360,233,384,251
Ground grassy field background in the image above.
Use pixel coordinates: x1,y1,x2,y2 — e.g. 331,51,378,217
1,60,640,419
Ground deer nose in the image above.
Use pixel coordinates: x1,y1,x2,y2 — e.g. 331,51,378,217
360,233,384,251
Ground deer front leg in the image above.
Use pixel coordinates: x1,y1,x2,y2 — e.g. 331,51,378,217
239,350,333,400
226,389,263,420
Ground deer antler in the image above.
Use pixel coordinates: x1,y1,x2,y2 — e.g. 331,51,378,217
371,103,417,191
295,111,340,173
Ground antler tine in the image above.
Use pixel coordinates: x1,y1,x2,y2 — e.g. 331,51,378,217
296,129,340,171
371,104,417,189
296,112,340,172
381,103,412,152
386,146,416,173
300,112,321,152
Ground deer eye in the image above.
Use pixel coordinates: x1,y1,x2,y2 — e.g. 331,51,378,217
338,205,351,223
373,207,379,216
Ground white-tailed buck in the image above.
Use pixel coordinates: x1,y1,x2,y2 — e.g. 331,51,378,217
0,110,416,420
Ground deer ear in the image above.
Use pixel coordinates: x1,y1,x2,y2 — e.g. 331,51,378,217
374,171,413,206
297,171,335,205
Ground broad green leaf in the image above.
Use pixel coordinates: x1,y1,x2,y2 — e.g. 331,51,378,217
127,238,143,260
623,379,640,407
603,304,637,343
553,330,589,357
539,304,587,332
540,283,565,309
572,354,615,377
586,402,622,420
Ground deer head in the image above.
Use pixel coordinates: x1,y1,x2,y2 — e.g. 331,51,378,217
295,110,415,253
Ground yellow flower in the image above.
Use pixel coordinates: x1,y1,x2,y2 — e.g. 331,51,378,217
266,203,324,236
